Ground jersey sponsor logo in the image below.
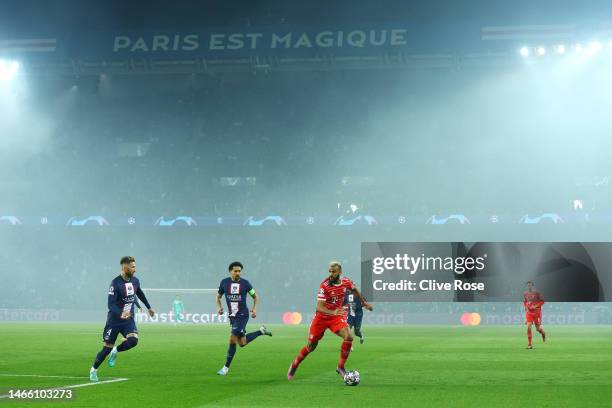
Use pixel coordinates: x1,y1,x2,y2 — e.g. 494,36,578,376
109,286,114,295
230,302,240,317
125,282,135,296
230,283,240,294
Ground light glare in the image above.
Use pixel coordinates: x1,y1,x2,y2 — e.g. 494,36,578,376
0,59,20,81
586,41,602,55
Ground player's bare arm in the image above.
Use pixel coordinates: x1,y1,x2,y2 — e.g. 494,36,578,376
251,293,259,318
216,293,224,315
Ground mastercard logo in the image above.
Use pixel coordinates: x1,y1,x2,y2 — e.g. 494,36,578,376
282,312,303,325
460,312,481,326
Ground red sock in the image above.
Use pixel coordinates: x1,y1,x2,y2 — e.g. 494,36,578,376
338,340,353,369
527,327,533,346
292,346,310,369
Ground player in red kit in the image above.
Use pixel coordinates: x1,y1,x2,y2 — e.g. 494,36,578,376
524,281,546,349
287,261,372,381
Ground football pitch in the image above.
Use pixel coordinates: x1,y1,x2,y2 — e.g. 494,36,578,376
1,324,612,407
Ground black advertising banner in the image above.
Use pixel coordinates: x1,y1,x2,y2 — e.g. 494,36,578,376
361,243,609,302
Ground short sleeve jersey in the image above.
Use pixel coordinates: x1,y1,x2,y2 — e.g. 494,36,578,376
523,291,544,312
345,291,363,315
317,277,354,311
107,275,142,323
218,278,254,317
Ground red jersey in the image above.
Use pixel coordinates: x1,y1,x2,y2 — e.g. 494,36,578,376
317,277,354,311
523,291,544,312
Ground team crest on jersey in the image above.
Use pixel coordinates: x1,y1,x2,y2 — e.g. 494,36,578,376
108,286,114,295
230,283,240,294
125,282,135,296
348,294,354,302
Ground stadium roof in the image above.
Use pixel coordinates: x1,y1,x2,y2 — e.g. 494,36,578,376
1,0,611,33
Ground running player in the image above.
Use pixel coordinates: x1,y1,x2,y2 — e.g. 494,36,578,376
216,261,272,375
89,256,155,382
345,290,366,348
288,261,372,381
524,280,546,349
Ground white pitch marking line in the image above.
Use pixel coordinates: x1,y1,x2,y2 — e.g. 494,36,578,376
0,376,129,399
57,378,129,389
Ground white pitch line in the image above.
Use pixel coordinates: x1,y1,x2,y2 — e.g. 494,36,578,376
57,378,129,389
0,376,129,399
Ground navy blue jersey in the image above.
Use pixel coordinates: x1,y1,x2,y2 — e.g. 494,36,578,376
107,275,151,323
345,291,363,315
218,278,254,317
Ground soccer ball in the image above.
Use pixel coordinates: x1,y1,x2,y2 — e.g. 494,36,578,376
344,370,360,386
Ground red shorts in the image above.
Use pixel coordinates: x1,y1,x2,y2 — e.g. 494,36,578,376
308,312,348,342
525,312,542,325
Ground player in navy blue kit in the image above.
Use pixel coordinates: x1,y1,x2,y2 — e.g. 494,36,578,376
215,261,272,375
89,256,155,382
345,291,366,349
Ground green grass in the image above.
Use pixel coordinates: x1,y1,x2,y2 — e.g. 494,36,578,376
1,324,612,407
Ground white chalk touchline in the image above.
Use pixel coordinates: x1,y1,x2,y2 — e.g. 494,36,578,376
59,378,129,389
0,376,129,399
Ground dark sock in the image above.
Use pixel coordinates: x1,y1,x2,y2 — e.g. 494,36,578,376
117,337,138,352
245,331,262,344
225,343,237,367
93,347,112,369
354,328,362,338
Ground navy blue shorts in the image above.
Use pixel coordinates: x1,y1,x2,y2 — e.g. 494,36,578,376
229,315,249,337
102,318,138,344
347,311,363,329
